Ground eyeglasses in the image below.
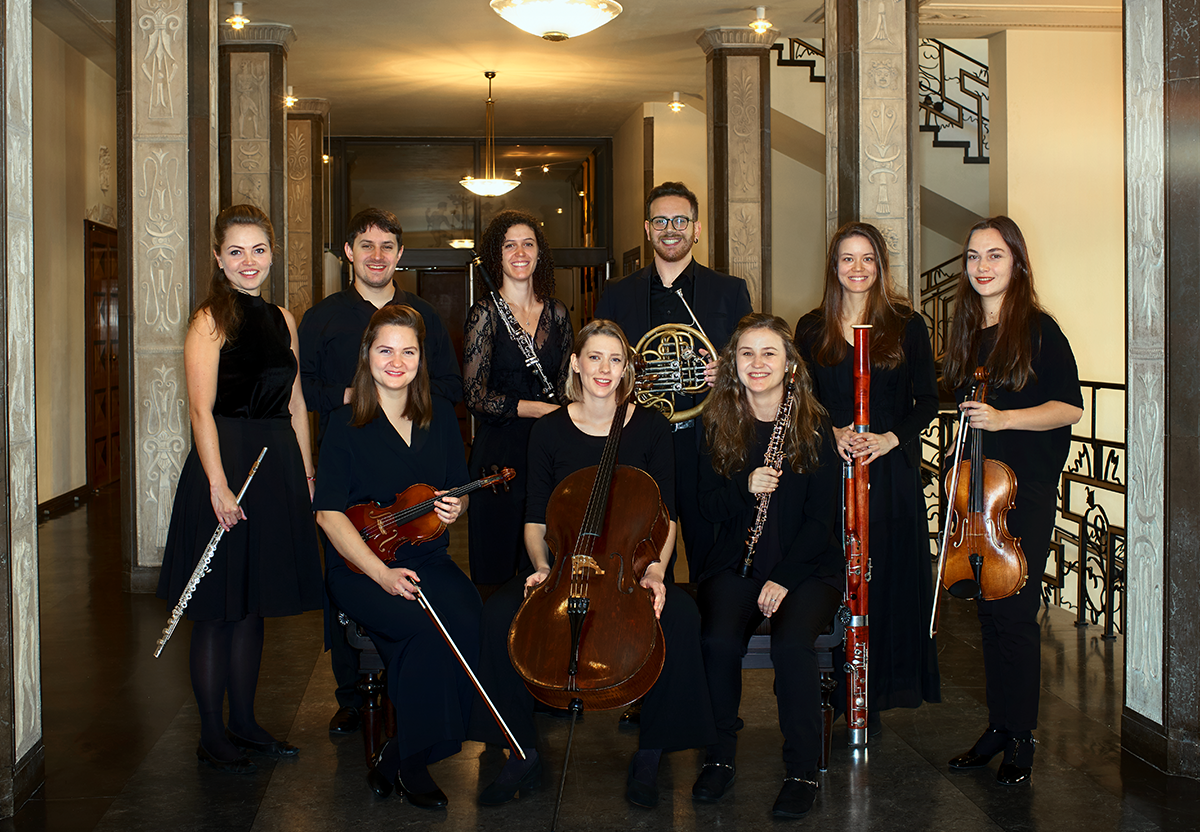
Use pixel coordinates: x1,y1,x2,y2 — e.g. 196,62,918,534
649,215,694,231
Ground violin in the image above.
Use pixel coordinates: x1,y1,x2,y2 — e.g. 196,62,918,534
342,468,515,574
930,368,1027,636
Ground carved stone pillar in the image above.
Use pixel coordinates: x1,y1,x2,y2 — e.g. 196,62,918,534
286,99,329,317
0,0,43,815
219,23,294,304
697,27,773,311
824,0,920,298
118,0,217,592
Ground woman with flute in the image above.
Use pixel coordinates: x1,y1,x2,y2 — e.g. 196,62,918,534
157,204,322,774
314,304,480,809
942,216,1081,785
691,313,842,818
793,222,942,728
464,210,574,585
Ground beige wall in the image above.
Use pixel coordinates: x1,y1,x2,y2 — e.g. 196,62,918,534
33,20,117,503
989,30,1125,384
646,101,710,269
612,105,645,275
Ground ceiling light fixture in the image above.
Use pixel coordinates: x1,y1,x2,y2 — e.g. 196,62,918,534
226,1,249,29
285,85,297,107
669,92,684,113
749,6,772,35
489,0,623,42
460,72,520,198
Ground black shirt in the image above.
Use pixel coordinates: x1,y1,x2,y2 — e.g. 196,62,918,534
647,260,697,331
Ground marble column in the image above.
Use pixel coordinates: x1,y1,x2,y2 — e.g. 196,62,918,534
219,23,294,304
696,27,773,311
1122,0,1200,779
824,0,920,299
118,0,218,592
286,99,329,317
0,0,43,815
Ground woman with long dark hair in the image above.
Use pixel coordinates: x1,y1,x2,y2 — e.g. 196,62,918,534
793,221,941,726
315,304,480,809
157,204,323,774
690,313,842,818
942,216,1082,785
464,210,573,584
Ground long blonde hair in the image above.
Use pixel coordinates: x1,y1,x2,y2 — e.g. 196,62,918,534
563,319,636,403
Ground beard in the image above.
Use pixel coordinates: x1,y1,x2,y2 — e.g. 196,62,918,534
652,233,694,263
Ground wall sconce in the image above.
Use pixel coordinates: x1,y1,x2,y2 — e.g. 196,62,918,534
669,92,684,113
749,6,772,35
226,1,249,29
285,86,297,108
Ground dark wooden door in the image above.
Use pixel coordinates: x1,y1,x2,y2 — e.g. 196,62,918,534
86,221,119,488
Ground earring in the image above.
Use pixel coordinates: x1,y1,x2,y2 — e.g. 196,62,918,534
693,237,699,243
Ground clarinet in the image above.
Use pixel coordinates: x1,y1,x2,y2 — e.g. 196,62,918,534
469,250,558,403
738,369,797,578
844,325,871,747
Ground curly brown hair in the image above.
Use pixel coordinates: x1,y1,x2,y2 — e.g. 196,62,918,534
191,204,275,340
703,313,827,477
478,210,556,301
348,305,432,430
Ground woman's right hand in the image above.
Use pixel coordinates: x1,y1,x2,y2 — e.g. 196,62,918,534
210,483,246,531
518,399,560,419
524,565,552,594
833,424,856,461
748,466,780,495
376,567,421,600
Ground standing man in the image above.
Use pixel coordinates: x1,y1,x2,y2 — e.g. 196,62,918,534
299,207,463,735
595,182,753,576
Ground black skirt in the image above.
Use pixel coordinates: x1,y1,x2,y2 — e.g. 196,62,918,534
156,416,323,621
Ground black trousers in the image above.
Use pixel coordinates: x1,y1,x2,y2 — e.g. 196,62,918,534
977,479,1056,734
672,425,714,579
698,570,842,772
471,572,716,752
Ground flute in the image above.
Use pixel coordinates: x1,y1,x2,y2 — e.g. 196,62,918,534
844,325,871,747
154,447,268,657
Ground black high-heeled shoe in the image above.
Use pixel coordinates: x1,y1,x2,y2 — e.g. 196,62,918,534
226,728,299,758
478,753,542,806
397,773,448,809
996,736,1036,785
196,743,256,775
366,739,394,798
948,726,1008,769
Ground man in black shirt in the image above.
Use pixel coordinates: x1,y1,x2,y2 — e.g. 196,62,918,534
595,182,753,578
299,207,463,734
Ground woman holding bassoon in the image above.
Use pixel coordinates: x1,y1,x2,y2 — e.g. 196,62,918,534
793,222,942,727
942,216,1081,785
315,305,480,809
690,313,843,819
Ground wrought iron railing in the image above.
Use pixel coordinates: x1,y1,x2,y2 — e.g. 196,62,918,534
919,254,960,362
771,38,825,82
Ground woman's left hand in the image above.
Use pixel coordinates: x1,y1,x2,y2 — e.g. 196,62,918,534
639,572,667,619
847,430,900,463
758,580,788,618
433,491,463,525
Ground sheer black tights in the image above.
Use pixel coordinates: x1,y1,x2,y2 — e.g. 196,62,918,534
190,615,273,760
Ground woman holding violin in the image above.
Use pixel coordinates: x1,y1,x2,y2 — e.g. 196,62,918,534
315,305,480,810
942,216,1082,785
793,221,941,724
471,319,715,809
691,313,843,818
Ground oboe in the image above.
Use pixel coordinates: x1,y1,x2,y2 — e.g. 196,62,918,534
153,447,268,657
738,369,797,578
469,250,558,403
844,325,871,747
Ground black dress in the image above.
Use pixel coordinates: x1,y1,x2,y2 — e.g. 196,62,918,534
157,292,322,621
471,405,716,753
314,398,482,764
794,311,942,711
463,296,573,584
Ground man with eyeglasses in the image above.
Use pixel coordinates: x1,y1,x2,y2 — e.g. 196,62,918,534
595,181,752,579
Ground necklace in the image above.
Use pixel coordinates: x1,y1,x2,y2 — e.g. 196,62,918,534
501,292,537,332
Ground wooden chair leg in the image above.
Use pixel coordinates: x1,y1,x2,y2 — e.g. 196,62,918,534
384,697,397,740
359,670,385,769
818,667,836,771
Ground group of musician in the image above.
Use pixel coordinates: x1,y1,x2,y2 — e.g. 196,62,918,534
155,182,1082,817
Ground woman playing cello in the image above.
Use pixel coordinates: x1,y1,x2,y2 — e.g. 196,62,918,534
942,216,1082,785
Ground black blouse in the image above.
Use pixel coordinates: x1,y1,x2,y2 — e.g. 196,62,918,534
214,293,296,420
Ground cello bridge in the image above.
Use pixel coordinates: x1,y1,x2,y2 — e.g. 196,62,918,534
571,555,604,577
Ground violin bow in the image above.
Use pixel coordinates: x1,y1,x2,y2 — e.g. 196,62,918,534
414,587,525,760
929,392,973,639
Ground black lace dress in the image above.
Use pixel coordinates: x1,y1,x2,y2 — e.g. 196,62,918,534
156,292,323,621
463,295,573,584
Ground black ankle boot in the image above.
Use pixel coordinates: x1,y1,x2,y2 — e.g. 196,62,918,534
996,735,1036,785
948,726,1008,769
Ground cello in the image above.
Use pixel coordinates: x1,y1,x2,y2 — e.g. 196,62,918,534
930,368,1027,637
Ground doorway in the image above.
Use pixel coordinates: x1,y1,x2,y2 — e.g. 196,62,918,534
86,221,119,489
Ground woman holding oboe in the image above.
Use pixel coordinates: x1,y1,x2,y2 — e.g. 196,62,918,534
794,222,942,725
691,313,842,819
463,210,573,584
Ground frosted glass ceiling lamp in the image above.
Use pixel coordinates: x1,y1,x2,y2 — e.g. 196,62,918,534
749,6,772,35
489,0,623,42
460,72,521,198
226,1,249,29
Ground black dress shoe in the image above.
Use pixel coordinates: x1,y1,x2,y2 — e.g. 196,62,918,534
226,729,300,758
948,726,1008,769
772,776,819,818
996,736,1036,785
625,759,659,809
397,774,448,810
366,738,395,798
196,744,257,775
478,755,542,806
329,706,361,734
691,762,735,802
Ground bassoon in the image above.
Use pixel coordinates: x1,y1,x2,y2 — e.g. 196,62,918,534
843,325,871,747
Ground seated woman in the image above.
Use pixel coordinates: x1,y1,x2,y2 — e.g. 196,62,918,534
314,305,481,810
690,313,843,819
471,319,715,809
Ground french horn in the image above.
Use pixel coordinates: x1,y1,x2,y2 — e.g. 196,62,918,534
632,290,716,424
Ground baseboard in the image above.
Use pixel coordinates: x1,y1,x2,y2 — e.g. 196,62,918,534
1122,706,1169,770
36,484,92,520
127,565,161,594
0,741,45,818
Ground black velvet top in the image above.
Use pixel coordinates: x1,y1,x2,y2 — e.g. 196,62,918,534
213,292,296,420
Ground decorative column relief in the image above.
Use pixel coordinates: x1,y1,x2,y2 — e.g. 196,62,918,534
286,98,329,317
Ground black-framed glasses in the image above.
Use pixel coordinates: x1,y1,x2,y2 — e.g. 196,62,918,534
649,215,694,231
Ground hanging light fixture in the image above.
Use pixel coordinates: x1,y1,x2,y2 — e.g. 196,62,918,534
489,0,623,42
226,1,249,29
668,92,685,113
749,6,772,35
460,72,521,198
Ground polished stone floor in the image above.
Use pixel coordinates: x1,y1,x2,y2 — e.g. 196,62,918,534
5,485,1198,832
